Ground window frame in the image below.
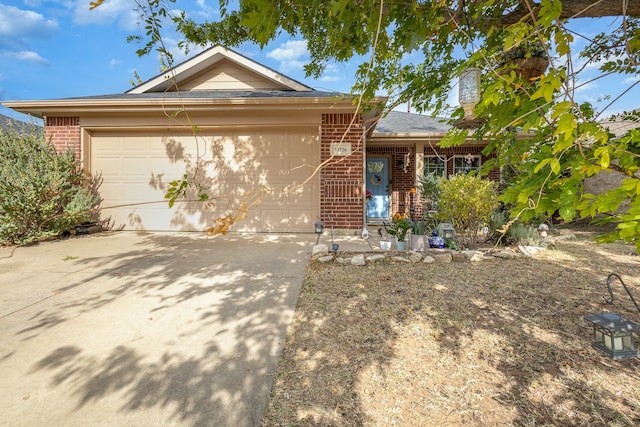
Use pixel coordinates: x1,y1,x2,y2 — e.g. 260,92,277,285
423,155,447,177
453,154,481,175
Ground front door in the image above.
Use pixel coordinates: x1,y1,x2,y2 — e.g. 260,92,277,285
366,157,390,220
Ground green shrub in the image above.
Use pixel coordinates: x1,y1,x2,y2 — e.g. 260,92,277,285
510,223,541,246
437,174,499,244
0,126,100,244
488,209,541,246
418,173,441,211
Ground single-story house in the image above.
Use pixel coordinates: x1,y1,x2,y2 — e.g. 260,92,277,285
3,46,497,233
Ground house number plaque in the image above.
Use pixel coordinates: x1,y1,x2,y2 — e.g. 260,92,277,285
330,143,352,156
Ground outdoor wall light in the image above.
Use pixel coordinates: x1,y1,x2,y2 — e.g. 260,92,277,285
584,273,640,360
453,67,485,129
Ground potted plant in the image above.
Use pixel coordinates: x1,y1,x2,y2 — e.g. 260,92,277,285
499,40,549,81
383,213,412,250
377,227,392,250
409,219,428,252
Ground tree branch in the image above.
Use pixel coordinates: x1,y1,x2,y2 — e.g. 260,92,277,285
499,0,640,25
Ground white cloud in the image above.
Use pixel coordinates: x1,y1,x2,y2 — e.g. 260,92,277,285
320,62,341,82
623,75,640,84
2,50,49,66
320,75,340,83
192,0,220,19
73,0,139,30
0,4,58,38
109,58,122,68
267,40,309,72
267,40,308,61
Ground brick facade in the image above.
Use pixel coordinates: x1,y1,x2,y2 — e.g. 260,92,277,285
320,113,364,229
41,113,499,231
45,116,81,162
367,144,499,221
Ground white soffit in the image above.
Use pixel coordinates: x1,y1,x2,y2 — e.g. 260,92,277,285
127,45,313,94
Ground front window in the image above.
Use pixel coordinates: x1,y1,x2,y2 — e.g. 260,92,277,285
424,155,446,177
453,154,481,174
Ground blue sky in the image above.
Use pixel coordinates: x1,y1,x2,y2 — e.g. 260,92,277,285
0,0,360,122
1,0,638,123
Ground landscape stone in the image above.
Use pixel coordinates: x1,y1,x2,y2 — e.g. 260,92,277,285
423,255,436,263
491,250,518,259
518,245,545,257
312,244,329,257
463,250,484,262
392,256,411,263
434,253,453,263
366,254,386,263
351,254,366,265
318,255,334,263
408,253,423,263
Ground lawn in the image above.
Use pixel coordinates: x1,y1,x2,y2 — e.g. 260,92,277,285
263,225,640,426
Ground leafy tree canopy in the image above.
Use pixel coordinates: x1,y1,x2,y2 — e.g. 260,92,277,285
99,0,640,250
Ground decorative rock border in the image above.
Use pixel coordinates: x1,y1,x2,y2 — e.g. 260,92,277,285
312,234,575,265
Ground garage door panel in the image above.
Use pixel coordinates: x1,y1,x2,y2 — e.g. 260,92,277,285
91,130,319,232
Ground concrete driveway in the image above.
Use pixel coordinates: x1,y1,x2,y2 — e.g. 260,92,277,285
0,231,314,427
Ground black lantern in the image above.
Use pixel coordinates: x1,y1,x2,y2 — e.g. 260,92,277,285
438,223,456,242
314,221,324,244
584,312,640,360
585,273,640,360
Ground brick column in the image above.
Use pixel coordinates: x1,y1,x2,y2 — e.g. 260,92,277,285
320,113,364,230
44,116,81,162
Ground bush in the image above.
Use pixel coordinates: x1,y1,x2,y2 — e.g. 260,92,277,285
418,173,441,211
0,126,100,244
488,209,541,246
437,174,499,244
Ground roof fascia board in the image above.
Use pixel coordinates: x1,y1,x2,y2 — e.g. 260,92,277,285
2,96,365,118
127,46,313,94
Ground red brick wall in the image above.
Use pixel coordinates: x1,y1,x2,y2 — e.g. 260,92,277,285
320,113,364,229
45,116,81,162
367,144,499,221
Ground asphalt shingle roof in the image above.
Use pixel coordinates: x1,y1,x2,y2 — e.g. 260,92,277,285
375,110,451,134
58,90,345,101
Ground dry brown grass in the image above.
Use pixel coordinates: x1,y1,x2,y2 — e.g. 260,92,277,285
263,225,640,426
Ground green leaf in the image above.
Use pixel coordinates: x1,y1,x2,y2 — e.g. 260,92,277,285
538,0,563,27
534,158,552,173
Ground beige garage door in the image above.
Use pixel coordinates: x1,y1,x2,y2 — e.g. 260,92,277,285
90,129,320,232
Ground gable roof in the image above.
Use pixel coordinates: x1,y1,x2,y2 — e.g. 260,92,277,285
2,45,385,119
127,45,313,94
